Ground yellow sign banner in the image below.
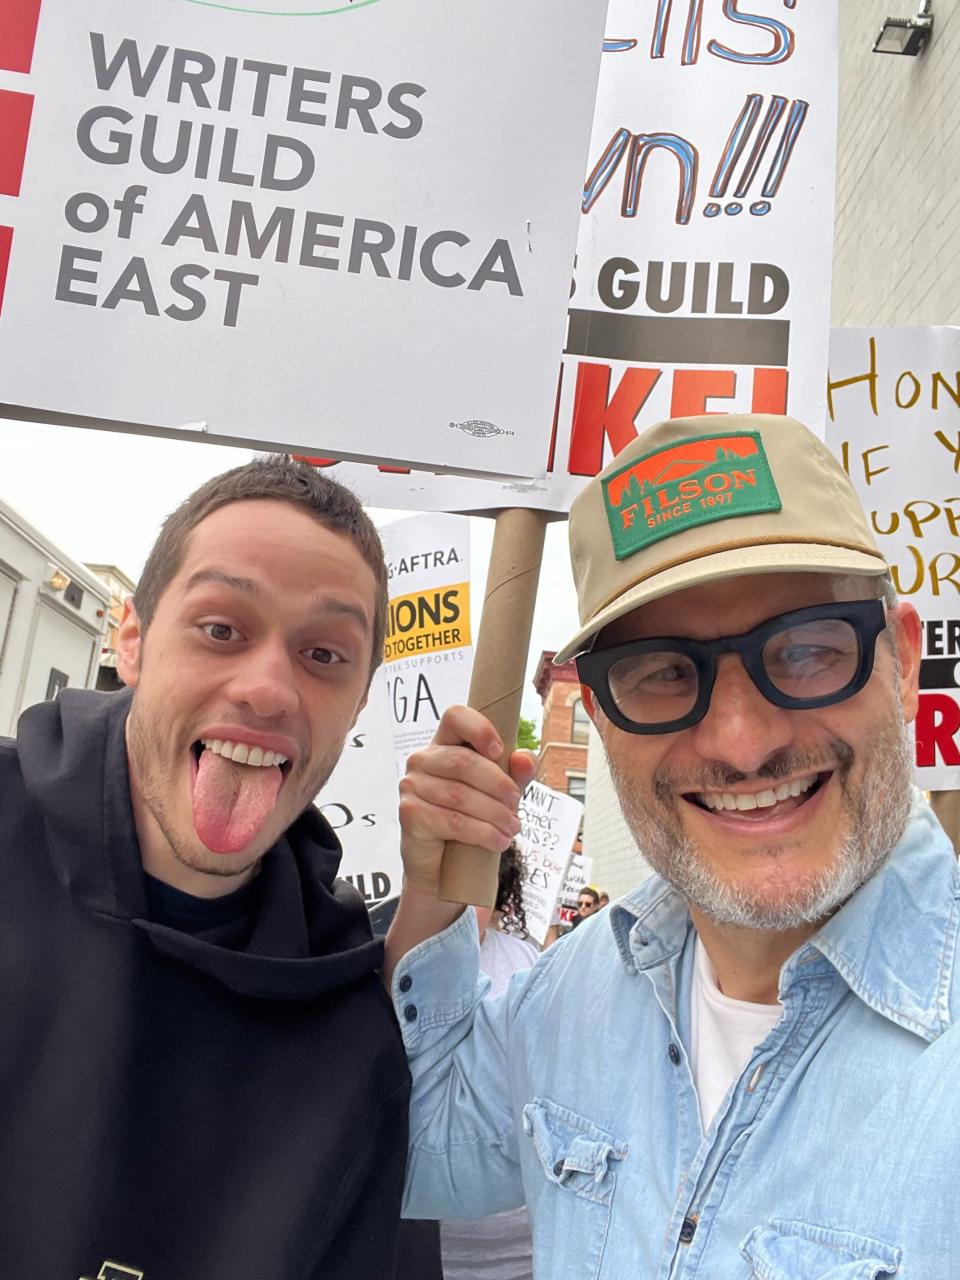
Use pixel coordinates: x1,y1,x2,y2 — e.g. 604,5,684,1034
384,581,471,663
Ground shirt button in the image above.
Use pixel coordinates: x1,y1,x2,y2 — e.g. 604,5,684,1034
398,974,413,993
679,1216,697,1244
553,1160,565,1177
403,1004,418,1023
668,1042,681,1065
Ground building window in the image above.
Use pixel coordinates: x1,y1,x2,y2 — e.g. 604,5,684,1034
566,774,586,803
571,696,590,744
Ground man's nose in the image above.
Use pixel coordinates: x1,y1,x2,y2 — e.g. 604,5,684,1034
228,639,299,719
689,653,794,774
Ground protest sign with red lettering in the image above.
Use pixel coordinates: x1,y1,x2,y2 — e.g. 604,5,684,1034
299,0,839,512
553,853,594,930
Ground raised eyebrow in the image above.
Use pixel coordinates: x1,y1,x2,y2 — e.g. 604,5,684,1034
308,595,371,635
184,569,261,597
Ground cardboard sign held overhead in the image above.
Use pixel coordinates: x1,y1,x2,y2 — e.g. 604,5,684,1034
0,0,607,477
826,327,960,792
297,0,840,514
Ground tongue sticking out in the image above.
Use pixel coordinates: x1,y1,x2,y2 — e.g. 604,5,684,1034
192,749,284,854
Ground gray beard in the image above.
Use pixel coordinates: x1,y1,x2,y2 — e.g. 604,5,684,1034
607,710,915,931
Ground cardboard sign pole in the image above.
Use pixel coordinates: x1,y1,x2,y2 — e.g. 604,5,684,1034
438,507,550,906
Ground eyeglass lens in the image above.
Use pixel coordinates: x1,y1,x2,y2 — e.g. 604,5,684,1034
607,616,862,727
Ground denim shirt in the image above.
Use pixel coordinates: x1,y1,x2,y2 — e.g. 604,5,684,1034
395,795,960,1278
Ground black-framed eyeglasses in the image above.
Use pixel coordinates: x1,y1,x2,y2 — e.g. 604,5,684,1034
576,600,887,736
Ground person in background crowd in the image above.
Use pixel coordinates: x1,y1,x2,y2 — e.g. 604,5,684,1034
598,891,610,908
572,885,601,926
385,414,960,1275
0,457,413,1279
440,844,537,1280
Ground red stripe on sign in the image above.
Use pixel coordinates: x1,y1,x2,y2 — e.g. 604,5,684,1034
0,91,34,197
0,0,44,74
0,226,13,314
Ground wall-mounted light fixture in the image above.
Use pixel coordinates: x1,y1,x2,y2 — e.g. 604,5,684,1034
45,567,71,592
873,1,934,55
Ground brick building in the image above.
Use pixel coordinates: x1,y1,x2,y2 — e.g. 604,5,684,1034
531,651,589,808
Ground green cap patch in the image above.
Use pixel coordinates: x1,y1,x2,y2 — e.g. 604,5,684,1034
602,431,782,561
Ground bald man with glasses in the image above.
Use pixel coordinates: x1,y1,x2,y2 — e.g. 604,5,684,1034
384,415,960,1277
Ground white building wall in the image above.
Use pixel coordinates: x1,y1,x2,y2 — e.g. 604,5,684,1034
833,2,960,326
581,721,653,901
0,498,109,737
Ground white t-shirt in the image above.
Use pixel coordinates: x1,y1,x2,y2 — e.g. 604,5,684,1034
440,927,539,1280
689,936,783,1132
478,928,539,999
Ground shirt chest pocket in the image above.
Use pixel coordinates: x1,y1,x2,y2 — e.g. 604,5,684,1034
741,1220,901,1279
522,1097,628,1279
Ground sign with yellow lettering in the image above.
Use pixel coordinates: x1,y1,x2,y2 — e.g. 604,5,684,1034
384,583,470,662
826,326,960,789
316,513,472,908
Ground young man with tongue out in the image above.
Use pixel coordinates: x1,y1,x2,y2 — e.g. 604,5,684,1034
0,457,416,1279
385,415,960,1277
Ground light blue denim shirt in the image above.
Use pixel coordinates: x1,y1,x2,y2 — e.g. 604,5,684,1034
395,795,960,1277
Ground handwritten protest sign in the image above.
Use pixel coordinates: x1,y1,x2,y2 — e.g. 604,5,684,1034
319,512,472,906
826,327,960,790
298,0,839,512
0,0,606,476
553,853,594,931
516,781,583,945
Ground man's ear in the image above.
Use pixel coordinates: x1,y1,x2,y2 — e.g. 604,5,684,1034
580,684,603,727
891,601,922,723
116,597,143,688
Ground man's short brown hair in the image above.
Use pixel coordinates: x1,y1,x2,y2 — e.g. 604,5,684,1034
135,456,388,682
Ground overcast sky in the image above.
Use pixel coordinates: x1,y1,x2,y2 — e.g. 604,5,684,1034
0,416,578,725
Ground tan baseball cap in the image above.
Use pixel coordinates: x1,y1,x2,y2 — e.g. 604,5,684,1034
554,414,888,665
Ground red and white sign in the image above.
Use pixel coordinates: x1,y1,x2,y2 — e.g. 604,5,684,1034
826,327,960,789
298,0,839,513
553,853,594,929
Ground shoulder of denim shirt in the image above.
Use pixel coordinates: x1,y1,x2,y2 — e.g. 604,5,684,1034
806,789,960,1043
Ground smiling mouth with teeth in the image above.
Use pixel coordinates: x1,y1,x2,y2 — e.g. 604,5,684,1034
688,772,829,815
190,738,294,855
196,738,290,770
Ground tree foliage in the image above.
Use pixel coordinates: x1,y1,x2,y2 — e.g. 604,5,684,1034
516,716,540,751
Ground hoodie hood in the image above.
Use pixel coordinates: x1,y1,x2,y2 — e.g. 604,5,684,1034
15,688,383,1001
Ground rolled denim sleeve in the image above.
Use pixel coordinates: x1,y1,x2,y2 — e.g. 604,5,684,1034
392,910,528,1221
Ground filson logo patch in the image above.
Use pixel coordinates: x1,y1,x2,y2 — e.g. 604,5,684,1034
602,431,781,561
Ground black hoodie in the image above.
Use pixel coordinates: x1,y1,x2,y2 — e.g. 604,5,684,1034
0,688,410,1279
